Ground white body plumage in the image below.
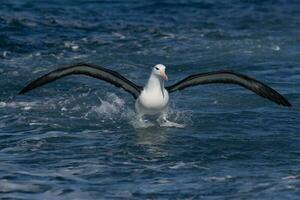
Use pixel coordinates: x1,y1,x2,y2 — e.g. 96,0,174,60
135,64,169,116
135,84,169,115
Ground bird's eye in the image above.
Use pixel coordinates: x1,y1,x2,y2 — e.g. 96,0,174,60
155,67,159,70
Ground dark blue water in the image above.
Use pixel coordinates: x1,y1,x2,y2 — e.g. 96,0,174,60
1,0,300,199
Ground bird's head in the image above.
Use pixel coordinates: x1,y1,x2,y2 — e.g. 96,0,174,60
152,64,168,81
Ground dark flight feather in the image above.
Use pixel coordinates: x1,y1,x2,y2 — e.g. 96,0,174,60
166,71,291,107
18,63,142,99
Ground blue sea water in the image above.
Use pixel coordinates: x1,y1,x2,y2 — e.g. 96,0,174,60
0,0,300,199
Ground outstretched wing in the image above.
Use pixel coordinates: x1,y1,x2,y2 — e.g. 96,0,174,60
166,71,291,107
19,63,142,99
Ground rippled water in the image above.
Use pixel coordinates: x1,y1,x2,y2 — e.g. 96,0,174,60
0,0,300,199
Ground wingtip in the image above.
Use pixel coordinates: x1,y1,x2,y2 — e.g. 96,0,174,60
282,101,292,107
276,96,292,107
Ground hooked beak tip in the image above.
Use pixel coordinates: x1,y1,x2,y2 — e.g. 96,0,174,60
161,71,168,80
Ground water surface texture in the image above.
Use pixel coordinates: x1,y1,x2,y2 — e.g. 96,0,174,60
0,0,300,199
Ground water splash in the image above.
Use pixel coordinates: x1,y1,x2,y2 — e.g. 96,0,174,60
131,117,155,129
131,104,190,129
82,93,190,128
84,93,135,121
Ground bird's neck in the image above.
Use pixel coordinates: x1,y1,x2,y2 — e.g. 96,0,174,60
145,74,164,92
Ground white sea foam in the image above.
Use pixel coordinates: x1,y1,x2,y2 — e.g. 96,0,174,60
282,175,299,180
131,111,187,129
0,180,47,193
271,45,280,51
169,161,187,169
206,175,233,182
158,120,185,128
0,101,38,109
131,118,155,129
64,41,80,51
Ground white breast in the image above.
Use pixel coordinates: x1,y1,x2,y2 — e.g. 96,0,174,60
135,70,169,115
135,88,169,115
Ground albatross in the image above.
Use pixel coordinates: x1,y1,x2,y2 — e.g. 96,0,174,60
19,63,291,126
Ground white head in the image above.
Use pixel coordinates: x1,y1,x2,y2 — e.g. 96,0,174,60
152,64,168,81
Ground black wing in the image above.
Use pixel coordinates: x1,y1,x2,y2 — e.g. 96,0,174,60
19,63,142,99
166,71,291,107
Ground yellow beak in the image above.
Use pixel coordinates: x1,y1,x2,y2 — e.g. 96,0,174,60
160,70,168,81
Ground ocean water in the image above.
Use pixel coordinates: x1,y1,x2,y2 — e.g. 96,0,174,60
0,0,300,199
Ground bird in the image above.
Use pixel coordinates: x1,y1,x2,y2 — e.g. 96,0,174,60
18,63,291,126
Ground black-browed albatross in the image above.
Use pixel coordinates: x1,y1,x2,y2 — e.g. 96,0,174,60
19,63,291,125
